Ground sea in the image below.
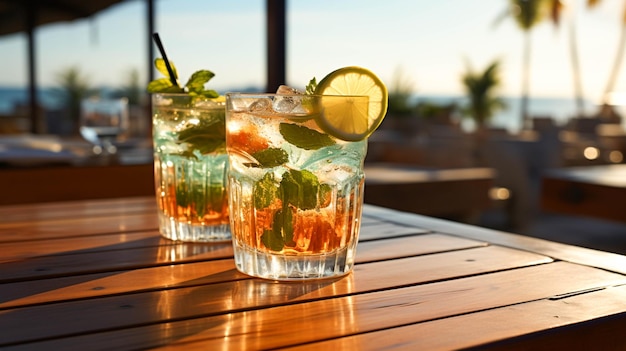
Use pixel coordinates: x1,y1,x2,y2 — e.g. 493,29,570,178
1,86,624,133
0,87,66,117
413,94,626,132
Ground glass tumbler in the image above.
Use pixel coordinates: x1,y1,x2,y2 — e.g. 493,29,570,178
152,93,230,242
225,93,368,280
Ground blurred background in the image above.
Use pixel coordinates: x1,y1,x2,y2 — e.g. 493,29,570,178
1,0,626,253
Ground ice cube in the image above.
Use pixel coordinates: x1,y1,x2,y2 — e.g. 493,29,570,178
273,95,300,113
273,85,304,113
248,98,272,113
276,85,303,95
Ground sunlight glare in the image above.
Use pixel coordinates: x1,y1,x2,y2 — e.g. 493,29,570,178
583,147,599,160
609,150,623,163
606,92,626,106
489,187,510,200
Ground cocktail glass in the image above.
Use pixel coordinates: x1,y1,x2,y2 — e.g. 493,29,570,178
80,97,129,155
225,93,368,280
152,93,230,242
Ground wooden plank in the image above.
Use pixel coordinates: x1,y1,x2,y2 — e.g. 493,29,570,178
364,204,626,275
356,233,485,263
0,240,234,283
4,262,622,349
0,197,155,224
0,234,486,308
0,259,245,310
0,230,479,283
0,204,418,244
0,217,420,262
357,221,429,241
287,284,626,350
0,230,162,262
0,212,159,243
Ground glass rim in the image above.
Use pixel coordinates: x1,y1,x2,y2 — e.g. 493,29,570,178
152,94,225,109
152,92,223,98
225,92,368,99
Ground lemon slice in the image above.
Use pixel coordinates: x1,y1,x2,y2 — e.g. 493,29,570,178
314,66,388,141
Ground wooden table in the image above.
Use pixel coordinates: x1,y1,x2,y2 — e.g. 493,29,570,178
2,197,626,350
541,164,626,223
364,163,495,223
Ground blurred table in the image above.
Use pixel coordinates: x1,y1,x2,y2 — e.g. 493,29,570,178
541,164,626,223
0,163,155,205
0,134,154,205
365,163,495,223
2,197,626,349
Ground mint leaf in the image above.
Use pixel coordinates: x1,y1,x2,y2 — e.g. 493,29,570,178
280,169,322,210
177,113,226,156
155,58,179,81
279,123,335,150
147,78,184,93
278,207,294,245
147,59,219,99
196,89,220,98
261,229,284,251
175,182,226,218
185,70,215,94
254,172,279,208
305,77,317,95
252,148,288,168
260,208,295,251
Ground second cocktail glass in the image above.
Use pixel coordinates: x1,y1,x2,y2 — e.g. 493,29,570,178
152,93,230,242
225,93,369,280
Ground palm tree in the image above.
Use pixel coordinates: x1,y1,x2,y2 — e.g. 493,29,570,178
599,1,626,106
54,66,94,134
461,60,506,130
496,0,550,129
578,0,625,119
547,0,586,117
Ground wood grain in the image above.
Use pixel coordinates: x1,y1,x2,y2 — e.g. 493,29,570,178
0,212,159,243
5,262,622,349
364,204,626,275
2,197,626,350
286,284,626,350
0,234,488,309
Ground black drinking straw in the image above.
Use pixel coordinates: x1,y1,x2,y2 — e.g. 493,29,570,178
152,32,179,88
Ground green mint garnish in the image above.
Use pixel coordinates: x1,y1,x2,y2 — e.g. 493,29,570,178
254,172,279,209
185,70,219,98
175,181,226,218
176,112,226,158
280,169,322,210
253,168,332,251
305,77,317,95
252,148,289,168
279,123,335,150
261,208,294,251
147,58,219,98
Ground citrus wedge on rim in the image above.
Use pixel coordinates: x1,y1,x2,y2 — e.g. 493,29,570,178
314,66,388,141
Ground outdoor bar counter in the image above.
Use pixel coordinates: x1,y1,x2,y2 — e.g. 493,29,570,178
2,197,626,350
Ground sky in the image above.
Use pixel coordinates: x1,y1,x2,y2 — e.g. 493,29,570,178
1,0,625,104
